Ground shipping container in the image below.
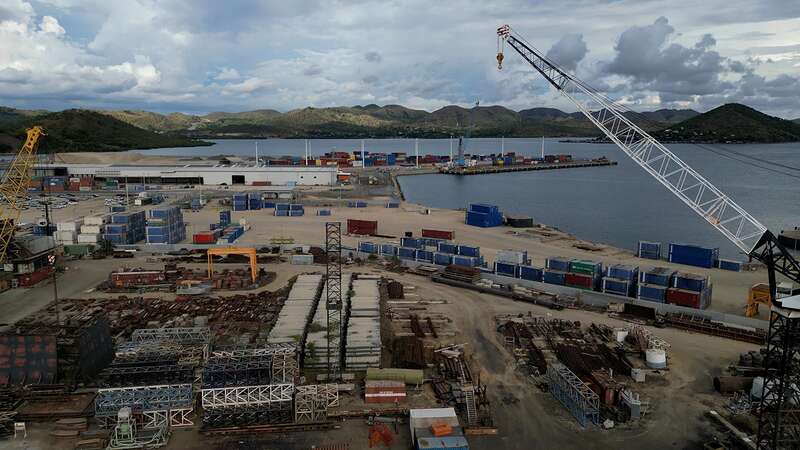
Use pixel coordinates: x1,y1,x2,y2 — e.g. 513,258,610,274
288,209,304,217
348,219,378,236
457,245,480,258
422,229,455,241
637,240,662,260
434,252,453,265
717,258,742,272
565,272,597,290
469,203,500,215
401,237,423,249
519,265,543,282
358,241,378,254
606,264,639,281
452,255,481,267
569,259,602,276
386,202,400,208
668,243,719,268
543,269,567,285
637,283,667,303
602,277,634,297
496,250,527,265
465,210,503,228
672,272,709,292
415,250,433,263
494,261,519,277
639,267,675,286
666,286,712,309
437,242,458,254
545,257,571,272
380,244,398,256
398,247,416,260
317,209,332,216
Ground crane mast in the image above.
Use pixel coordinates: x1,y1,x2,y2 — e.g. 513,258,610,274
0,126,45,262
497,24,800,450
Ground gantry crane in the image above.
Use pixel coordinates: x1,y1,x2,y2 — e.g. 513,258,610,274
0,126,45,263
206,247,258,283
496,24,800,449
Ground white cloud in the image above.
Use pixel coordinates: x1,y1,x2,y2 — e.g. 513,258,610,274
214,67,240,81
39,15,64,35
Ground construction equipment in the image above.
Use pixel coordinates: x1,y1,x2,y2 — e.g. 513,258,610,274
206,247,258,283
746,283,772,318
325,222,343,380
497,24,800,449
0,126,44,263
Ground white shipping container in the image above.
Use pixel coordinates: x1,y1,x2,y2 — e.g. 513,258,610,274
84,215,109,225
81,225,104,234
55,230,76,241
496,250,527,265
56,238,75,246
56,220,82,232
291,254,314,265
77,233,100,243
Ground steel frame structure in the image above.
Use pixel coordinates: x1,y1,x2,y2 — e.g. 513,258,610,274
0,126,44,262
131,327,211,345
203,355,273,388
325,222,343,380
294,384,338,423
95,384,194,418
200,384,294,409
547,363,599,427
756,307,800,449
108,415,170,450
143,408,194,429
100,364,194,387
210,344,298,383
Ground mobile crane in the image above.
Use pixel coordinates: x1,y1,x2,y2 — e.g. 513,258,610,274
0,126,45,263
496,24,800,449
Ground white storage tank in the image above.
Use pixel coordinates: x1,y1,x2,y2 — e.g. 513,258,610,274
751,377,764,399
645,349,667,369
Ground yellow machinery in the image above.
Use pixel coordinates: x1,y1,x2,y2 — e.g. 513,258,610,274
0,126,45,262
206,247,258,283
745,283,771,317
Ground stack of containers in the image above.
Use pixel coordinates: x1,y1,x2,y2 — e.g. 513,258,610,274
668,243,719,268
398,247,416,260
304,274,352,370
637,267,675,303
380,244,398,257
232,193,248,211
434,252,453,265
495,250,528,278
415,249,433,263
465,203,504,228
518,265,544,282
437,242,458,254
146,207,185,244
248,193,262,210
345,277,381,370
219,210,232,227
602,264,639,297
217,226,244,244
274,203,304,216
193,229,222,244
358,241,378,254
453,244,482,267
637,241,662,260
55,219,82,245
400,237,423,249
667,272,712,309
269,274,322,345
543,257,571,286
289,204,304,216
275,203,290,216
80,215,109,244
566,259,602,291
103,211,147,245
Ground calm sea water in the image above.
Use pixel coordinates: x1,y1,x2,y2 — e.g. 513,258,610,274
130,138,800,259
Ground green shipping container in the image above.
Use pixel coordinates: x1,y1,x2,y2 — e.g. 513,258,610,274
569,260,600,275
63,244,95,256
366,367,424,385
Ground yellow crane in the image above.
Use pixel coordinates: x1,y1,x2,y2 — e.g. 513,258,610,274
206,247,258,283
0,126,45,262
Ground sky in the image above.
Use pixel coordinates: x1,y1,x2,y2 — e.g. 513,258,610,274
0,0,799,118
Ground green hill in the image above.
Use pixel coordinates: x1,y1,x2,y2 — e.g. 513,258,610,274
0,109,211,153
654,103,800,143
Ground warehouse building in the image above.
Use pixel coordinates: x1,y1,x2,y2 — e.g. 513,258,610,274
32,164,338,187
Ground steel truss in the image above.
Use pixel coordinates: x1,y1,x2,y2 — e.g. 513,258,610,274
96,384,194,418
210,344,298,383
131,327,211,345
294,384,339,423
325,222,343,380
201,384,294,428
757,308,800,449
143,408,194,428
203,355,273,388
547,363,599,427
100,364,194,387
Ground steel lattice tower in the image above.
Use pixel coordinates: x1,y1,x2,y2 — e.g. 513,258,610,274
757,307,800,449
325,222,343,379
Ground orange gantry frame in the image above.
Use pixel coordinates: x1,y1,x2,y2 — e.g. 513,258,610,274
206,247,258,283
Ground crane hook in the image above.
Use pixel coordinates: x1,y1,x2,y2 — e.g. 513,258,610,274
496,52,504,70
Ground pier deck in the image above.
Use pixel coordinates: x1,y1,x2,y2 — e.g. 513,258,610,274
439,159,617,175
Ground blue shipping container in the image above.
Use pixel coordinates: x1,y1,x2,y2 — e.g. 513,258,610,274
452,255,480,267
401,237,422,249
638,283,667,302
545,257,571,272
386,202,400,208
434,253,453,265
519,265,543,282
465,210,503,228
468,203,499,214
457,245,480,258
437,242,458,254
717,259,742,272
602,278,633,296
672,272,708,292
274,210,289,217
543,269,566,285
289,210,304,216
358,242,378,254
380,244,398,256
398,247,416,259
263,202,276,209
317,209,332,216
668,243,719,268
639,267,674,286
606,264,639,281
415,250,433,262
494,261,519,277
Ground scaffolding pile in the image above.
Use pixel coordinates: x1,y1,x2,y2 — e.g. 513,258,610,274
345,276,382,370
268,274,323,345
294,384,339,423
431,344,493,428
99,327,210,387
95,384,195,429
547,363,600,427
304,274,353,371
201,384,294,429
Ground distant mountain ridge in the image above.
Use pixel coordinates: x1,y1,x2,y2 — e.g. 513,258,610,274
92,104,701,139
653,103,800,143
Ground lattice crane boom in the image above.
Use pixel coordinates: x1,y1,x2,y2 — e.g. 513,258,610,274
0,126,44,262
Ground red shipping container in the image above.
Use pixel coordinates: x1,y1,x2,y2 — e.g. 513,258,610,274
364,380,406,403
422,229,455,240
347,219,377,236
17,267,53,287
565,272,594,288
193,232,217,244
251,181,271,186
666,288,702,308
80,176,94,186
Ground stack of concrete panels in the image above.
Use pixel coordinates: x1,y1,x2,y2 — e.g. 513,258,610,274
269,274,322,345
55,219,82,245
345,276,382,370
78,215,109,244
304,274,352,371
